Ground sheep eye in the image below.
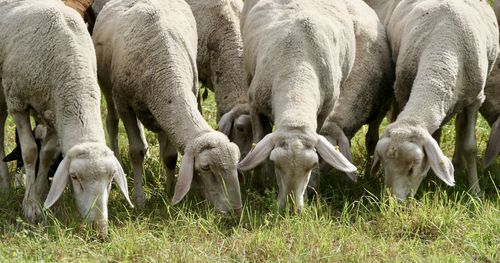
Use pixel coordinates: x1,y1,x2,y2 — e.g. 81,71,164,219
201,165,210,171
408,167,413,176
70,172,78,180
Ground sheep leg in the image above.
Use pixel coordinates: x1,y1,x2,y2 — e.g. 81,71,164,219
462,103,481,194
158,132,177,195
119,108,147,208
250,112,275,190
103,88,120,159
11,111,39,223
364,111,386,177
0,102,9,193
34,127,59,199
453,114,466,171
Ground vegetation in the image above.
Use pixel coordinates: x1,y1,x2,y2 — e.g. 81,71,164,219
0,92,498,262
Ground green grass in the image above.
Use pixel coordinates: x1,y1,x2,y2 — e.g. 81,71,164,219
0,91,499,262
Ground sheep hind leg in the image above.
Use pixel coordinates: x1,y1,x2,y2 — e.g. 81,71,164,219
34,127,59,200
453,115,466,171
462,102,481,195
158,132,177,195
120,108,147,208
103,88,120,159
364,110,386,178
11,111,39,223
251,112,275,191
0,103,9,193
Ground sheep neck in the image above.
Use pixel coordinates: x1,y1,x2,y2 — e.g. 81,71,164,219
55,81,106,153
146,79,213,154
272,65,321,132
395,62,458,134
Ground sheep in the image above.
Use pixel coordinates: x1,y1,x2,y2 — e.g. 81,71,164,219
185,0,253,159
0,0,133,235
314,0,394,186
92,0,242,212
62,0,95,33
370,0,499,200
480,1,500,168
238,0,357,212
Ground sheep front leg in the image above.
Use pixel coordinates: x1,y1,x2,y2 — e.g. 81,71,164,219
34,127,59,199
158,132,177,195
0,103,9,193
119,108,147,208
11,111,39,223
462,102,481,194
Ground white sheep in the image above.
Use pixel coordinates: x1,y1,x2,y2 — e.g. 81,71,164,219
316,0,394,184
238,0,357,211
480,1,500,168
185,0,253,159
370,0,499,200
93,0,242,212
0,0,132,235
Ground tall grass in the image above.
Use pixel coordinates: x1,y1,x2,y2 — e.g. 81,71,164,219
0,91,499,262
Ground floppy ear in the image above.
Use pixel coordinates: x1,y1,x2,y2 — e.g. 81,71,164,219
484,116,500,168
218,110,236,136
172,151,195,205
3,147,21,162
44,157,70,209
112,157,134,208
423,133,455,186
238,133,275,171
316,134,356,173
322,134,356,181
371,137,389,176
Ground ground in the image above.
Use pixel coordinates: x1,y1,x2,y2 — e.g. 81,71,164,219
0,91,498,262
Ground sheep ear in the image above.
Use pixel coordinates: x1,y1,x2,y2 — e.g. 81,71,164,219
218,110,236,136
321,134,356,181
371,152,381,176
316,134,357,173
44,157,70,209
423,133,455,186
371,137,389,176
484,116,500,167
112,157,134,208
172,151,194,205
3,147,20,162
238,133,275,171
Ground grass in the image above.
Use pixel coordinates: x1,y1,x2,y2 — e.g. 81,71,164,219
0,91,499,262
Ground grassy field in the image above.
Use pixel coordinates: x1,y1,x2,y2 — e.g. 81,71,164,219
0,91,499,262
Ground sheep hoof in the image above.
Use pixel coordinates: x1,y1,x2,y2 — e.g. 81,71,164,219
23,198,42,224
133,193,146,209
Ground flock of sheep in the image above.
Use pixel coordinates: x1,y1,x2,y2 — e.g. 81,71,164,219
0,0,498,236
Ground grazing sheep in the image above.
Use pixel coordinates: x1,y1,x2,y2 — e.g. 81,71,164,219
93,0,242,212
370,0,499,200
185,0,252,159
480,1,500,168
0,0,133,234
238,0,357,211
62,0,95,33
316,0,394,183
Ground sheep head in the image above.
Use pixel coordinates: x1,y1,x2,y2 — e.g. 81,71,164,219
238,129,356,212
172,132,242,214
218,105,253,159
372,125,455,201
44,143,133,236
